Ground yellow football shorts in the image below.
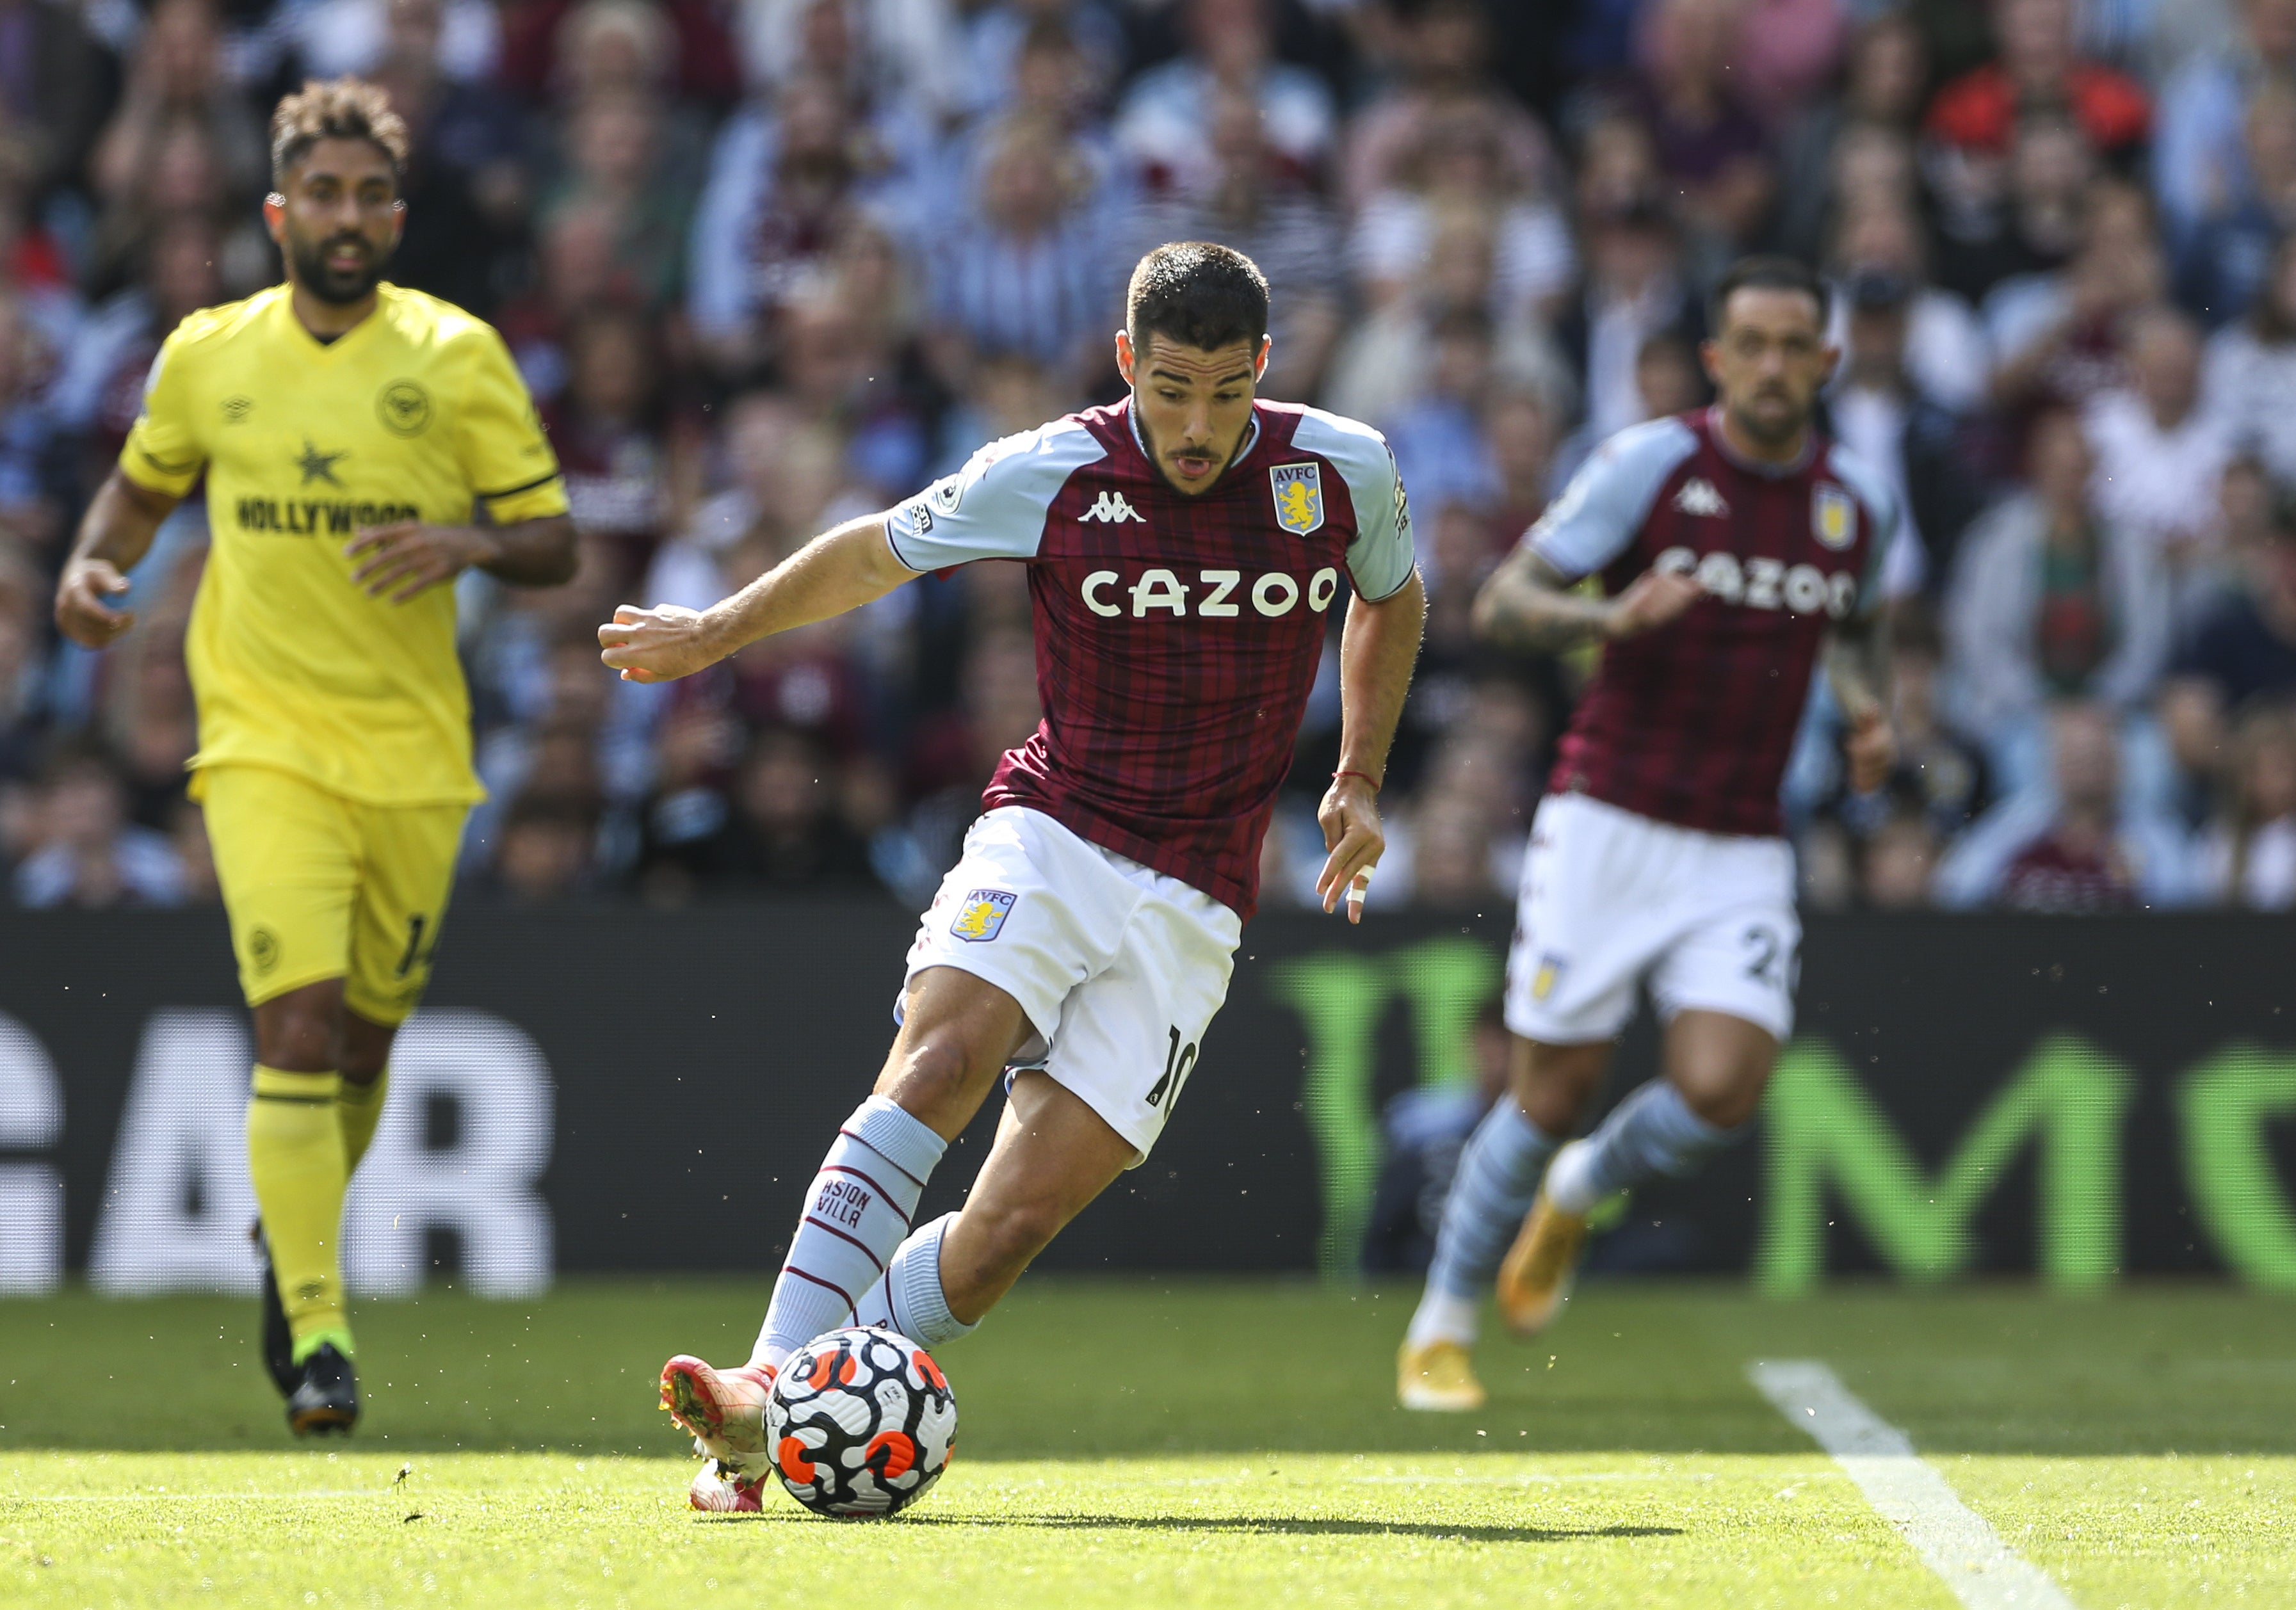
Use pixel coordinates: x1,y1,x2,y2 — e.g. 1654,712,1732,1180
196,764,469,1024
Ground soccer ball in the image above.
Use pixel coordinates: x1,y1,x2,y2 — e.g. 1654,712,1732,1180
764,1326,957,1518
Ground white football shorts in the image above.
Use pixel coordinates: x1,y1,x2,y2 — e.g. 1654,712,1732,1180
1503,791,1800,1045
900,805,1242,1163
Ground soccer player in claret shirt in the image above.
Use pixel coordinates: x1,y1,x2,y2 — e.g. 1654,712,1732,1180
599,242,1427,1509
53,80,576,1433
1396,257,1901,1411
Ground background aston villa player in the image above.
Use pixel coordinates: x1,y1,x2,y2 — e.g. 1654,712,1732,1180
1398,256,1902,1412
597,242,1426,1510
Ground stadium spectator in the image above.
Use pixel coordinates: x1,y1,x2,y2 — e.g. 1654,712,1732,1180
487,792,604,903
1861,808,1943,909
496,0,739,109
2202,700,2296,906
1935,701,2201,910
923,112,1115,397
0,292,60,556
1827,270,1987,594
1921,0,2150,200
955,2,1126,127
1112,0,1334,198
2153,0,2296,249
540,88,693,314
1943,408,2172,798
0,0,109,205
1404,791,1502,911
12,743,186,909
1350,101,1575,325
2172,78,2296,326
1776,12,1930,262
1986,180,2169,417
1934,108,2094,311
713,726,878,894
1553,192,1697,445
2158,518,2296,791
50,218,225,496
1483,389,1559,558
548,303,681,590
1341,0,1556,214
368,0,531,317
1631,0,1775,256
0,545,49,784
286,0,503,85
1124,84,1342,403
2201,237,2296,486
2082,308,2235,618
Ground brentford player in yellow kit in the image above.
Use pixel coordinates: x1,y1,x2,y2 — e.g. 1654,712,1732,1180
53,79,575,1435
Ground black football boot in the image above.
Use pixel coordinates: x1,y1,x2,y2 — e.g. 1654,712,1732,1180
250,1221,297,1396
286,1343,359,1437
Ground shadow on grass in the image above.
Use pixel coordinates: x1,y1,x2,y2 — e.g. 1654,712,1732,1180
722,1514,1684,1543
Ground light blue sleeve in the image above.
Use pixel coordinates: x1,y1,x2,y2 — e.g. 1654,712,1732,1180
884,419,1108,569
1523,417,1697,581
1293,408,1416,602
1823,444,1905,619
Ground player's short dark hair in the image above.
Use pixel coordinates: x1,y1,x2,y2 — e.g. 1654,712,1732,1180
1126,243,1270,355
1708,255,1829,335
271,77,409,188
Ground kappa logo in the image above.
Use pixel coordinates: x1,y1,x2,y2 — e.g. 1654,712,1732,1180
950,889,1017,942
1079,489,1146,524
1674,477,1729,518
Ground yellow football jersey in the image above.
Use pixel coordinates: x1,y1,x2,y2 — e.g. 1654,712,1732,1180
119,282,568,805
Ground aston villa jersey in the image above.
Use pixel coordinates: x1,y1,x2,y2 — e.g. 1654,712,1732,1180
885,398,1416,917
1525,408,1899,837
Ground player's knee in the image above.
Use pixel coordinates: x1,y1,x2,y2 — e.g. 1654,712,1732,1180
880,1034,997,1129
254,985,346,1072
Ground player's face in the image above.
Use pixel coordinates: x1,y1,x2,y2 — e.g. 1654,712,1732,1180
1118,330,1270,496
1703,287,1836,450
265,138,403,306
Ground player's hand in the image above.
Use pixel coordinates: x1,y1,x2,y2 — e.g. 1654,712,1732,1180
54,559,135,648
346,522,497,602
1315,772,1384,924
1845,708,1896,794
597,603,726,683
1604,569,1703,640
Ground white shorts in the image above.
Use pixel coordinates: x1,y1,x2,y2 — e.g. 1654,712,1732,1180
901,806,1242,1163
1503,793,1800,1044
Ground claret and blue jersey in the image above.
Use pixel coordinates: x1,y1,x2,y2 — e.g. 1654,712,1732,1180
1526,407,1902,839
884,396,1416,919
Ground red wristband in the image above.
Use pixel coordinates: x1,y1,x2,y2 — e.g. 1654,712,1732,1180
1333,769,1381,791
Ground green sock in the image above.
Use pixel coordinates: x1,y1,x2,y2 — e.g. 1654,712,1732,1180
337,1067,389,1173
247,1065,353,1362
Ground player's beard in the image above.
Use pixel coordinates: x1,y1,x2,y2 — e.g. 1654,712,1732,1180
1731,387,1810,449
1142,421,1241,494
289,228,393,306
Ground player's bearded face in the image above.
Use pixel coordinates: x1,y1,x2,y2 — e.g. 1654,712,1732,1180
1122,332,1266,497
1706,289,1836,449
270,139,403,307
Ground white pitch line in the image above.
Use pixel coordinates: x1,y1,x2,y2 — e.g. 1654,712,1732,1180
1749,1360,2076,1610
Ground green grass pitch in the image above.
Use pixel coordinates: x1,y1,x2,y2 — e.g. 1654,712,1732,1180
3,1280,2293,1607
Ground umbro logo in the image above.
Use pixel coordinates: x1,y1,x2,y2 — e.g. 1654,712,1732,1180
1674,477,1729,517
1079,489,1146,524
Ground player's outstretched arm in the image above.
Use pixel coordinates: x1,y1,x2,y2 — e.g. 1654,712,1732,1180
54,468,181,649
597,515,921,684
1318,567,1427,923
1472,548,1701,652
1825,609,1896,793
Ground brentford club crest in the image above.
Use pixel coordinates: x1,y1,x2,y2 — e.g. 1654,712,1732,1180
1269,462,1325,535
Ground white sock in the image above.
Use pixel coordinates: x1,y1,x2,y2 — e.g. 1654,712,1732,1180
751,1095,945,1371
1546,1081,1736,1215
1405,1287,1480,1349
852,1212,978,1348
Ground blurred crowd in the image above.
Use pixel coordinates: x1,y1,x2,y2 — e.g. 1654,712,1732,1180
1,0,2294,915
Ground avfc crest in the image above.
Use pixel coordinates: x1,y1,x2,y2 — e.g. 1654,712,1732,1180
1813,484,1857,550
950,889,1017,943
1269,462,1325,535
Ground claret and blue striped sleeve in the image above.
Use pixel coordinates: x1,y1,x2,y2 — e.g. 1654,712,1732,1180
1524,417,1699,582
884,418,1108,570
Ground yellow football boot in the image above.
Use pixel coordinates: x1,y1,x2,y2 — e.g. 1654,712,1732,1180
1396,1339,1487,1412
1495,1186,1589,1337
